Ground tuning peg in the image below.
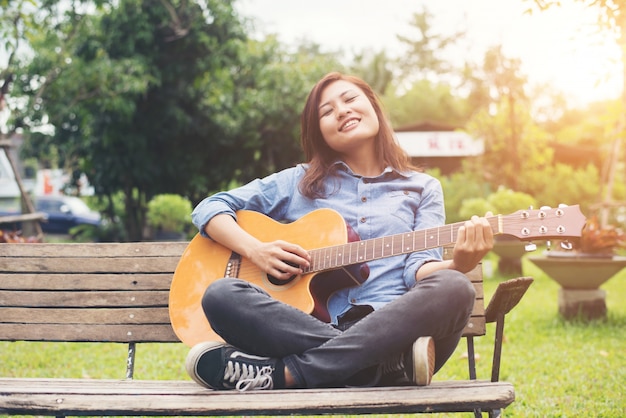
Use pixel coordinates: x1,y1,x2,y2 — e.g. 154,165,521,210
540,205,552,210
560,240,574,250
558,203,569,208
546,240,551,250
525,242,537,252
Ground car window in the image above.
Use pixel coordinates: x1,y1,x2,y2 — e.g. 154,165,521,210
64,197,92,214
36,197,92,214
37,199,61,213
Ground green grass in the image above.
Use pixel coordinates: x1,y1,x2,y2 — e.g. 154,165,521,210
431,255,626,417
1,254,625,417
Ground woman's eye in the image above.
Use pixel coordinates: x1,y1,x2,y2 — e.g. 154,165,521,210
320,108,333,117
346,95,358,102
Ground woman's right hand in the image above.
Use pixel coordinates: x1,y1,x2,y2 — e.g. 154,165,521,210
247,240,311,281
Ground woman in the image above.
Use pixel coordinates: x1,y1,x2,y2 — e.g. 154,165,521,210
186,72,493,391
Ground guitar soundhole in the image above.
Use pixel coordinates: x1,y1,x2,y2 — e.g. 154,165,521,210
267,261,299,286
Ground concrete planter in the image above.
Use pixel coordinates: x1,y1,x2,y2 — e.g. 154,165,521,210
491,236,527,275
528,252,626,320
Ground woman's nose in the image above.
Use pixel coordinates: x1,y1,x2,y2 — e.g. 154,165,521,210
336,104,351,119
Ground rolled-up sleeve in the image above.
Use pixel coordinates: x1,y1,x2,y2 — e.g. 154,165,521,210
191,166,303,238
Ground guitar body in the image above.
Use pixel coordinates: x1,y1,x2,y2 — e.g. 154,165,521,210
169,208,361,347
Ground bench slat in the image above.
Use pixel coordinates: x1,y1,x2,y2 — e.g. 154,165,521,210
0,314,482,340
0,290,169,307
0,378,514,416
1,307,170,324
0,323,178,342
0,242,188,257
465,316,485,336
0,273,173,290
0,257,179,273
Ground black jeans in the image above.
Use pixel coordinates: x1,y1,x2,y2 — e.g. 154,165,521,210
201,269,475,388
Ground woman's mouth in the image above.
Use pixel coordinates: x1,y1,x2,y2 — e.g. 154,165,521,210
340,118,360,131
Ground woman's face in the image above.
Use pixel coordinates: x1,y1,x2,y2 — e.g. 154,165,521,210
317,80,380,154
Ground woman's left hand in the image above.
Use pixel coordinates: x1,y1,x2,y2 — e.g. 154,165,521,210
451,212,494,273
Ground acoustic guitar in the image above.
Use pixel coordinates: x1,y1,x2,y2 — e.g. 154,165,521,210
169,205,586,346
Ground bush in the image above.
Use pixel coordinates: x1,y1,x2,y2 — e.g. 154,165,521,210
459,187,536,220
487,187,536,215
146,194,193,233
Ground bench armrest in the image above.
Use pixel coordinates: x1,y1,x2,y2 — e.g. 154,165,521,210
485,277,534,323
484,276,533,384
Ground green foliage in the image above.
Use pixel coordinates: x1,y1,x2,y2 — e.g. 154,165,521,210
487,187,537,215
459,197,495,221
12,1,345,240
395,7,464,86
146,194,192,232
6,1,625,245
459,187,536,220
435,167,491,224
529,163,602,215
383,80,471,128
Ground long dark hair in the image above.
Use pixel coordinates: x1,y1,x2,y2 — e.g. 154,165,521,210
299,72,417,198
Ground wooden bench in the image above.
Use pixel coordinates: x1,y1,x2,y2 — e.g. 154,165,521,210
0,241,533,417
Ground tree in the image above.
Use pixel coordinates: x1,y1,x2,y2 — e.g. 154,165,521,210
379,5,470,128
382,79,470,128
349,49,394,96
13,0,251,240
395,6,464,87
13,1,345,241
1,0,32,132
529,0,626,226
463,46,534,192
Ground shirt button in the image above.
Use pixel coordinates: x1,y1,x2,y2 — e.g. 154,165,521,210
404,190,409,195
360,217,366,223
361,196,367,202
351,298,357,303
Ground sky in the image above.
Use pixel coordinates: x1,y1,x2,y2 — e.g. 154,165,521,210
234,0,623,106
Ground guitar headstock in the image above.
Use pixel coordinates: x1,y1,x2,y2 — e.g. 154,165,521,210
499,205,587,241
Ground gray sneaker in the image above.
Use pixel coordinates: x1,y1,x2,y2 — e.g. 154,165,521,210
186,341,279,391
381,336,435,386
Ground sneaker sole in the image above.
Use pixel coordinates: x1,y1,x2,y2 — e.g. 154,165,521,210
412,336,435,386
185,341,228,389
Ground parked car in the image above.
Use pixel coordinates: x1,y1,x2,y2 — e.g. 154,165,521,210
35,195,102,235
0,195,102,235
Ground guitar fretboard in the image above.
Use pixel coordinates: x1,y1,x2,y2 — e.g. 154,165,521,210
304,217,501,273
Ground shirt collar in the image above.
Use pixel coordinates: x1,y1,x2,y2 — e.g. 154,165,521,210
331,160,412,179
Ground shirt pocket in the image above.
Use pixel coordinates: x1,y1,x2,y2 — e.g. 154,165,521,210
381,190,421,227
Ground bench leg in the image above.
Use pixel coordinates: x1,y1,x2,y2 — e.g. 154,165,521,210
127,342,136,379
466,336,477,380
489,408,503,417
467,337,483,418
491,313,505,382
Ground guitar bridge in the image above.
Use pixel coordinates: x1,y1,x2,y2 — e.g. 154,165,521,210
225,252,241,278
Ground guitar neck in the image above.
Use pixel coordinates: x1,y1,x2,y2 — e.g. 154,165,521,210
304,216,501,273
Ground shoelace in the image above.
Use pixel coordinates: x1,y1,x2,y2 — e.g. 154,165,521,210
380,353,405,376
223,360,274,391
382,354,404,373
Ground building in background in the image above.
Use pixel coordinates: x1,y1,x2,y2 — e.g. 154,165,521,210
395,122,483,174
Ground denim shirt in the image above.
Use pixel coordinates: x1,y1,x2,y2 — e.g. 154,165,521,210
191,162,445,324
